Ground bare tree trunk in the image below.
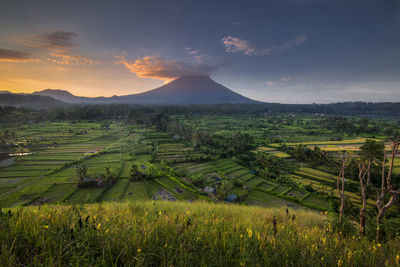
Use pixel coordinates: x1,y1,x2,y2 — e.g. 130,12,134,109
358,162,368,236
366,159,371,185
337,153,347,224
376,194,397,240
376,137,400,241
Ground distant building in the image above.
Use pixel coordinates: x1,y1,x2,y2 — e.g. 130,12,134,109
0,153,15,168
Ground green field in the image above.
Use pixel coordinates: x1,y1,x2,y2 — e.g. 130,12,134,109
0,117,376,212
1,113,399,228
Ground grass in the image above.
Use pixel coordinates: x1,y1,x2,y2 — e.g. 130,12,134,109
6,201,393,266
7,202,400,266
278,138,383,146
257,146,277,151
65,187,106,204
33,183,76,204
101,179,130,201
274,152,291,158
121,181,162,201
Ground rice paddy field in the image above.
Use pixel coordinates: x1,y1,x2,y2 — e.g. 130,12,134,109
1,114,396,212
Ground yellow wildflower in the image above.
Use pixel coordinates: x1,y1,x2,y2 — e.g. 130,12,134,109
377,243,381,248
137,249,141,253
395,254,400,265
96,223,101,230
247,228,253,238
337,259,343,267
43,225,49,229
325,211,328,215
347,251,352,260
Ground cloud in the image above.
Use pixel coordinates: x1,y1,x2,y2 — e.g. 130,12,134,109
222,34,308,56
266,81,276,86
281,76,291,82
116,56,228,81
186,47,198,55
222,36,257,55
47,53,97,66
20,31,78,53
186,47,210,62
0,48,40,63
4,31,98,66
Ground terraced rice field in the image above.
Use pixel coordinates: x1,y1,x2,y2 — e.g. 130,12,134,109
2,114,389,214
291,167,375,207
0,122,130,206
174,158,329,210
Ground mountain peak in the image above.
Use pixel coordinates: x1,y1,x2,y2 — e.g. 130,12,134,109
128,76,257,104
34,89,74,96
33,89,82,103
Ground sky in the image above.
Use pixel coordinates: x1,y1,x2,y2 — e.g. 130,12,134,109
0,0,399,103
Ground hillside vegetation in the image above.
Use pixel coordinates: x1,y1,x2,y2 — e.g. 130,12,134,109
1,201,400,266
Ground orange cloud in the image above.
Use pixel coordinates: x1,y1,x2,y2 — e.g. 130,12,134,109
116,56,227,81
0,48,41,63
48,53,97,66
3,31,96,66
266,81,276,86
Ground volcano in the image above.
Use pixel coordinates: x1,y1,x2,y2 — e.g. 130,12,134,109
34,76,258,105
118,76,257,104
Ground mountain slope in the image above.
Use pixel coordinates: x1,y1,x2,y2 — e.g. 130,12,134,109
34,76,258,105
118,76,257,104
33,89,84,103
0,93,67,108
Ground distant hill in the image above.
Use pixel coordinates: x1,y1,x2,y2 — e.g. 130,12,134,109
34,76,258,105
33,89,84,103
0,93,67,109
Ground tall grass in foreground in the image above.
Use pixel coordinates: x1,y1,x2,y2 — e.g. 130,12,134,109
1,201,399,266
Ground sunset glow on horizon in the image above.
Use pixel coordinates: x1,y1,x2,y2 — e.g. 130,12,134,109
1,0,399,103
